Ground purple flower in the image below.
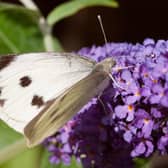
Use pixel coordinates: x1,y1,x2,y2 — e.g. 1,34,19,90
44,39,168,167
131,140,154,157
131,142,146,157
134,109,154,138
151,108,162,118
149,83,168,107
114,104,135,121
158,135,168,154
123,130,133,143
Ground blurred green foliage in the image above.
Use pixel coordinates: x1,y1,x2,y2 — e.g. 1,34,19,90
47,0,118,25
0,12,44,53
0,3,43,54
0,0,118,167
134,158,150,168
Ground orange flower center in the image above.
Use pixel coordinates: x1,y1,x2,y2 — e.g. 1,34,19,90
128,105,133,111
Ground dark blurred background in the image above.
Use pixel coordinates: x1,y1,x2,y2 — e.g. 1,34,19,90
4,0,168,51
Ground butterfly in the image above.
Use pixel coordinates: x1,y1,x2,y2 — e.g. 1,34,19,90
0,52,116,147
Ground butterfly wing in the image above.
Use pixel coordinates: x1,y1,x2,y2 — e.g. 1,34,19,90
24,70,110,147
0,53,95,133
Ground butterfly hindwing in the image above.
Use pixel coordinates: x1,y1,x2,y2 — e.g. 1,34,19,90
24,70,110,147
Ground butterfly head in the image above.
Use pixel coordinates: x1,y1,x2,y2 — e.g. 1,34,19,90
93,57,116,74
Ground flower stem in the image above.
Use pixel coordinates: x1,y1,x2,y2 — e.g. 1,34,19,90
18,0,38,10
19,0,55,52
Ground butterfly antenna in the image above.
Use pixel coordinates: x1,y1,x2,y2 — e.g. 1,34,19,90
97,15,131,91
97,15,108,53
97,15,108,45
97,15,124,89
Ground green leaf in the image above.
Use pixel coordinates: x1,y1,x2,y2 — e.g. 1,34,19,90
0,120,22,149
0,2,39,21
0,146,41,168
69,157,82,168
47,0,118,26
0,120,27,164
134,158,150,168
0,8,44,54
0,120,43,167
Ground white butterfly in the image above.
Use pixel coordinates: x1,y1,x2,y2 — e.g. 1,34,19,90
0,52,115,147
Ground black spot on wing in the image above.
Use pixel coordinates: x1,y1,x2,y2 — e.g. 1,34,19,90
31,95,44,108
0,55,15,70
20,76,32,87
0,87,2,95
0,99,5,107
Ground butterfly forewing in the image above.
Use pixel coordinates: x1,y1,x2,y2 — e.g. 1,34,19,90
24,70,110,147
0,53,95,133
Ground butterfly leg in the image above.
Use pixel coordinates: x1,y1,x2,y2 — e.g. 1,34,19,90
108,73,125,90
110,65,134,90
97,93,107,114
